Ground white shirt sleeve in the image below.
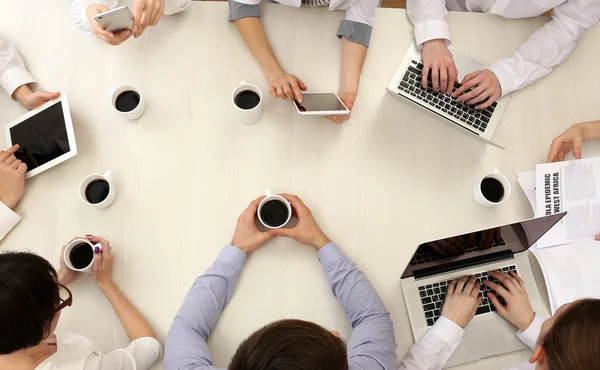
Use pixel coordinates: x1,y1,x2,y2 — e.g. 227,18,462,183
487,0,600,96
0,39,37,99
406,0,451,48
398,316,465,370
515,314,545,351
85,337,163,370
344,0,379,26
0,201,21,242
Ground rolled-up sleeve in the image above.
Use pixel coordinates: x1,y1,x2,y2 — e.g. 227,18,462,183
164,0,192,15
228,0,261,21
338,0,379,47
87,337,163,370
0,39,37,99
71,0,115,35
407,0,450,48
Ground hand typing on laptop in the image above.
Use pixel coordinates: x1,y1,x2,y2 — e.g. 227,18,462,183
453,69,502,110
441,276,482,327
483,270,535,331
421,39,458,94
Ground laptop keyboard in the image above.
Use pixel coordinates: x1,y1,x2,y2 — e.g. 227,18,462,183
410,235,506,266
397,60,498,133
419,265,517,327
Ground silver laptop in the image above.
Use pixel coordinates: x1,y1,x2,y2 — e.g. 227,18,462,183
400,212,566,367
387,43,510,149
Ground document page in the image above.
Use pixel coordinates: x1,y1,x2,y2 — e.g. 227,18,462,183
535,159,600,248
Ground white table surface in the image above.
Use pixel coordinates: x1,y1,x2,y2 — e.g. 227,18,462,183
2,1,600,369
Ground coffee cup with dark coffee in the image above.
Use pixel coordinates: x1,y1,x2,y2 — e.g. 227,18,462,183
64,239,102,273
232,81,263,125
110,84,145,120
473,169,511,207
79,171,116,209
257,190,292,229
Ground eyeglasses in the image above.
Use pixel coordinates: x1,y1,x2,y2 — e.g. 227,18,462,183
55,284,73,313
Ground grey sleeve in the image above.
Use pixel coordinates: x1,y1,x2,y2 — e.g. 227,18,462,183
228,0,260,21
336,20,372,48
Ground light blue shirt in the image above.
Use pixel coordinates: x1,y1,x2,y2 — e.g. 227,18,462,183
164,242,397,370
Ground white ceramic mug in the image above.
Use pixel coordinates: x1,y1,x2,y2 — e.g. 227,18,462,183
473,169,512,207
79,171,116,209
232,81,263,125
63,239,102,273
257,190,292,229
110,84,145,120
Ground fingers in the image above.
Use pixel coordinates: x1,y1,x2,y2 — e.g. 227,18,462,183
132,0,146,36
0,144,19,162
483,279,509,299
509,270,526,291
439,65,448,93
269,87,278,99
426,241,448,257
17,162,27,174
572,136,583,159
467,232,477,245
298,78,307,91
447,278,457,295
98,30,132,46
283,84,295,100
463,275,476,294
36,91,61,101
86,235,111,251
151,1,164,26
547,138,566,163
269,227,296,239
422,63,430,89
276,84,285,99
455,276,468,292
431,65,440,92
4,154,17,166
487,292,508,316
447,66,458,95
458,85,485,104
92,245,103,272
490,271,521,292
279,193,307,212
453,72,478,97
290,79,303,103
478,229,493,250
448,237,466,254
245,196,266,217
10,159,22,170
438,239,460,256
474,92,499,110
470,281,482,297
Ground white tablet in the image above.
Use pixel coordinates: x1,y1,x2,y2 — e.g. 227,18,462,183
4,93,77,178
293,92,350,116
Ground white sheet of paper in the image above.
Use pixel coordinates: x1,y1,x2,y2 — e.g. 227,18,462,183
531,239,600,314
535,159,600,248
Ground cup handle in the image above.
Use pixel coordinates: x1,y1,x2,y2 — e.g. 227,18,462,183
241,81,247,85
103,171,112,180
265,189,272,197
493,168,499,173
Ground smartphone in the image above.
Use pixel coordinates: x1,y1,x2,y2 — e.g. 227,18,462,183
93,6,134,33
292,92,350,116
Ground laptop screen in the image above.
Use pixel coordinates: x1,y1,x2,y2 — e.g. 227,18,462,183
401,213,567,279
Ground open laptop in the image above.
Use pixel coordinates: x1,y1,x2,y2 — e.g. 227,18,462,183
400,212,566,367
387,43,510,149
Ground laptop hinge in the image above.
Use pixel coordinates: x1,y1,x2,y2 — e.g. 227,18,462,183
413,250,515,280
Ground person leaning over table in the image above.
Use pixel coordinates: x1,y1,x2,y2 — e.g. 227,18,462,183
0,38,60,109
397,270,600,370
229,0,378,124
406,0,600,110
71,0,191,46
0,235,163,370
547,120,600,162
164,194,397,370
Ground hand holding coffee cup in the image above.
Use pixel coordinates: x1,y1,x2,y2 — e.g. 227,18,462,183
233,81,263,125
257,190,292,229
231,196,274,254
473,169,511,207
79,171,116,208
63,238,102,273
110,85,144,120
268,193,331,251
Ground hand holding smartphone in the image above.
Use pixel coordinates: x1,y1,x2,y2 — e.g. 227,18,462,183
93,6,133,33
292,92,350,116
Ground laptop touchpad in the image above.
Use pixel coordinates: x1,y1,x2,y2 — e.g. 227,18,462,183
464,321,505,355
450,50,485,81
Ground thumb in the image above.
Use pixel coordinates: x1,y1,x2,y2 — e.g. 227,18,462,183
269,228,295,239
572,137,583,159
38,91,61,101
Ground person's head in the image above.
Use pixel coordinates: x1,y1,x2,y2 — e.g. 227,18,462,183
0,251,67,355
229,319,348,370
531,298,600,370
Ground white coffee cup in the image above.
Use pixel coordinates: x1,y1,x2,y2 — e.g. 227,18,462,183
63,239,102,273
473,169,511,207
110,84,145,120
232,81,263,125
79,171,116,209
257,190,292,229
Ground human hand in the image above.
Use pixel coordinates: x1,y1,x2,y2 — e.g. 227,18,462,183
0,145,27,210
12,85,60,110
441,275,482,328
422,39,458,94
58,240,81,286
483,270,535,331
132,0,165,38
87,4,133,46
426,237,466,257
268,72,307,102
325,91,356,124
453,69,501,109
547,123,587,162
268,194,331,250
88,235,114,288
231,196,274,254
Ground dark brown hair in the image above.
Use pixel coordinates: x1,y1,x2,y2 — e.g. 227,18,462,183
229,319,348,370
543,298,600,370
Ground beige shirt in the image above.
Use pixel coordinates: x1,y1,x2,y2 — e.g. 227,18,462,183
35,332,162,370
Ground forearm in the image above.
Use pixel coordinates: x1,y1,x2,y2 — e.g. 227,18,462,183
234,17,284,79
12,84,32,106
339,38,367,94
580,121,600,141
0,39,36,98
99,280,157,341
